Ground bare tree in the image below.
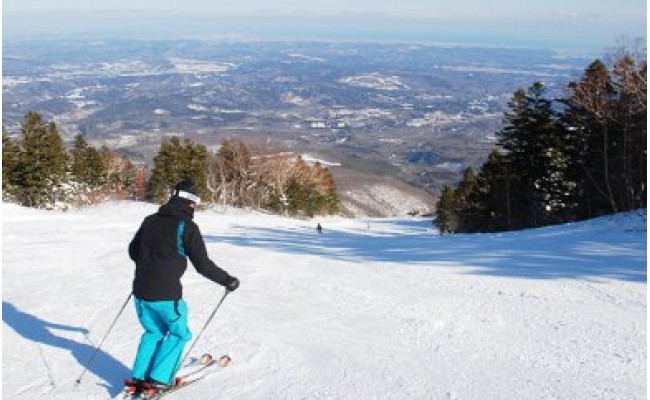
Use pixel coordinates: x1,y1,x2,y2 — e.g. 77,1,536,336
570,42,647,213
607,36,647,111
570,59,618,212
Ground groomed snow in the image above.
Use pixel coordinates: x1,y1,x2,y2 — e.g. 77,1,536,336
2,202,647,399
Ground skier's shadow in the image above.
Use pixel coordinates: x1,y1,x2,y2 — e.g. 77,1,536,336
2,301,129,397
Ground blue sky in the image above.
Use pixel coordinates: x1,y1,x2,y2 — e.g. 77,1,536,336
3,0,647,51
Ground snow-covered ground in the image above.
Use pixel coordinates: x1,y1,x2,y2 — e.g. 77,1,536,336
2,202,647,399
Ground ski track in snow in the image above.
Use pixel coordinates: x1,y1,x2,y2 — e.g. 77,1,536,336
1,202,646,399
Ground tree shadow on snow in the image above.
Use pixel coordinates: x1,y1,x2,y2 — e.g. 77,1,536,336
204,222,646,282
2,301,129,397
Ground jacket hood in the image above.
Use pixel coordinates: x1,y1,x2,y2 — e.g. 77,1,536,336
158,196,195,220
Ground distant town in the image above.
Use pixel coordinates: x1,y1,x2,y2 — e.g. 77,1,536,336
3,39,592,205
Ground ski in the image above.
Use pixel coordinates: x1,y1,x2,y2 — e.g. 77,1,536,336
144,354,231,399
117,354,231,399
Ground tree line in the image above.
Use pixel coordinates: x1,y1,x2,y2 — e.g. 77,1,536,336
147,137,339,217
436,49,646,234
3,113,339,217
3,111,136,209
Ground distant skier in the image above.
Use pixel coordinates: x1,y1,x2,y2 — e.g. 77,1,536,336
126,179,240,395
316,223,323,235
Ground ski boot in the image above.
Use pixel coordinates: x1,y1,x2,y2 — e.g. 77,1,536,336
122,378,146,397
140,377,183,399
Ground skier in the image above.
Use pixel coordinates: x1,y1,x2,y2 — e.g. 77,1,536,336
125,179,240,396
316,223,323,234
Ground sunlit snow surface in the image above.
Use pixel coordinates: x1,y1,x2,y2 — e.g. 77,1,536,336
2,202,646,399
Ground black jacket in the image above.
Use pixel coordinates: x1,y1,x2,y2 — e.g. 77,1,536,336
129,197,231,301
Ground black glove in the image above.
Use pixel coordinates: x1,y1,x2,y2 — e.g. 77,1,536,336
225,276,240,292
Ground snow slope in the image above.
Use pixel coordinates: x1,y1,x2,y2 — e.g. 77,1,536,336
2,202,647,399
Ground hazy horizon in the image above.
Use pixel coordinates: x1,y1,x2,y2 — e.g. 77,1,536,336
3,1,647,52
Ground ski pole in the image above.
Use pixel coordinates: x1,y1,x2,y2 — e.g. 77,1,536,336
75,292,133,385
180,289,230,367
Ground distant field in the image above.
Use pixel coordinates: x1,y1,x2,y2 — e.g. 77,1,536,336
2,39,592,203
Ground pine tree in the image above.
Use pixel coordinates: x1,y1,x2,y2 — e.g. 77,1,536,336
453,167,477,215
121,160,138,197
447,51,645,233
435,185,457,234
183,139,209,200
149,137,182,202
2,130,21,200
497,83,572,227
149,137,209,203
70,134,106,188
149,138,172,201
458,150,512,232
16,112,68,207
71,134,89,182
85,146,106,187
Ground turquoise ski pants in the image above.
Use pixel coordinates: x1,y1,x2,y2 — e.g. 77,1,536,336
132,298,192,384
